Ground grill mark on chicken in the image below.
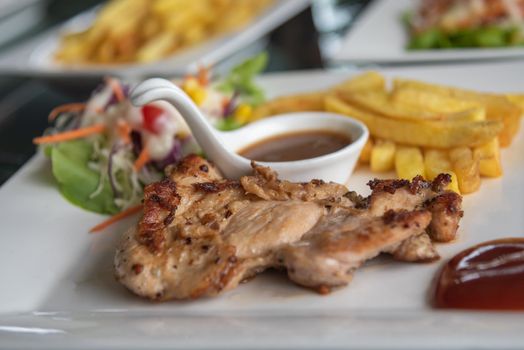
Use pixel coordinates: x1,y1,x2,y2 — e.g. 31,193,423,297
115,156,463,300
169,154,219,178
368,175,462,243
137,179,180,253
242,163,352,205
131,263,143,275
193,180,241,193
383,209,421,225
407,175,431,194
431,173,452,192
367,178,410,194
425,191,463,242
344,191,368,209
368,174,451,196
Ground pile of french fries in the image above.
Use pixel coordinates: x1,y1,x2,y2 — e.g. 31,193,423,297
252,72,523,194
55,0,273,64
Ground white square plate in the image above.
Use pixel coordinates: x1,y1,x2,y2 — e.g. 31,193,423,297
332,0,524,64
1,61,524,349
0,0,309,79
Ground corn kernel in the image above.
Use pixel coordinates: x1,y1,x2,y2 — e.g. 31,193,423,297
188,88,207,105
182,77,200,94
233,104,252,124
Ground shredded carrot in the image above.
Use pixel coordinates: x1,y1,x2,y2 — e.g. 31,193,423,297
221,97,230,110
48,103,86,121
133,146,150,171
105,77,126,102
89,205,143,233
33,124,106,145
117,119,132,144
197,65,210,86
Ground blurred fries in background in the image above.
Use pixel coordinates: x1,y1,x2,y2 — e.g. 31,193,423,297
55,0,273,64
253,71,524,195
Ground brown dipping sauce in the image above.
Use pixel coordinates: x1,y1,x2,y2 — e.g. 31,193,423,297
238,130,351,162
434,238,524,310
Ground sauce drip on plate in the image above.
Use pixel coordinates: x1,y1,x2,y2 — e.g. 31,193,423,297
434,238,524,310
238,130,351,162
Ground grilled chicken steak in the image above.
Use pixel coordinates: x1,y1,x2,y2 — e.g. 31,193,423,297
115,155,463,300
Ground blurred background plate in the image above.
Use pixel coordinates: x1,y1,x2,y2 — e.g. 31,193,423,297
0,0,309,80
331,0,524,64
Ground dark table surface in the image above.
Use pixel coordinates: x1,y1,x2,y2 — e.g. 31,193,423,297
0,0,371,185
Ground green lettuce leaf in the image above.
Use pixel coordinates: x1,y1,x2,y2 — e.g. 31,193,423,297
215,117,243,131
408,25,524,50
231,51,268,78
217,52,268,106
50,140,118,214
408,29,450,49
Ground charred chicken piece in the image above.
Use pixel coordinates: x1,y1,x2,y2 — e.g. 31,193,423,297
115,155,463,300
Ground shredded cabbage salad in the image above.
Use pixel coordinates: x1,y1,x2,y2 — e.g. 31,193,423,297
36,53,268,215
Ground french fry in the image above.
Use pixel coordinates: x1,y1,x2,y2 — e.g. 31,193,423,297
324,96,503,148
457,94,519,148
424,149,460,193
137,32,177,63
446,107,486,122
370,140,395,172
339,90,486,122
252,72,387,120
338,90,437,120
506,94,524,114
395,146,425,180
449,147,481,194
55,0,273,64
485,100,516,146
473,138,503,178
359,137,374,164
251,92,326,120
390,87,481,113
250,72,520,196
393,79,521,147
332,71,386,93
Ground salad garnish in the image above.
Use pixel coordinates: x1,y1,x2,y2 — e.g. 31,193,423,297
48,103,86,121
33,124,106,144
89,205,143,233
35,53,268,230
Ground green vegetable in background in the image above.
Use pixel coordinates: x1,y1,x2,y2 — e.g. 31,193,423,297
50,140,118,214
408,29,450,49
403,10,524,50
407,25,524,50
217,52,268,106
215,117,243,131
475,27,508,47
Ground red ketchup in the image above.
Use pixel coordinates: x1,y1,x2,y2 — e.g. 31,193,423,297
434,238,524,310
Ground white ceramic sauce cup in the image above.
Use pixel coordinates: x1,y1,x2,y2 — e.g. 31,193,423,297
131,78,369,184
